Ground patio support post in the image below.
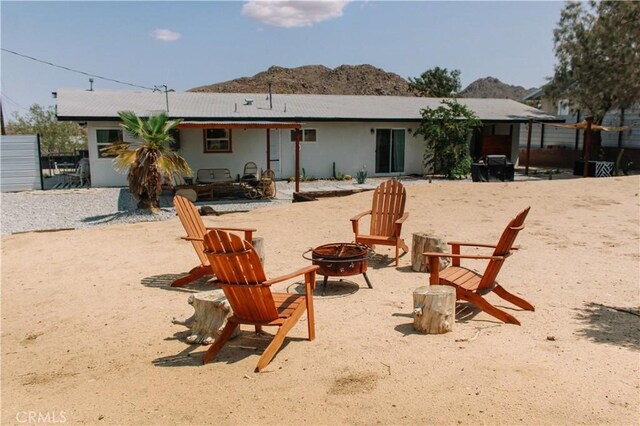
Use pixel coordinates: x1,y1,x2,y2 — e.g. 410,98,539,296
574,110,581,150
583,116,593,177
525,119,532,176
295,128,301,193
266,129,271,171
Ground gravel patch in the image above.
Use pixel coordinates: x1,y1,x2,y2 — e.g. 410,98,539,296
1,173,566,236
0,187,289,236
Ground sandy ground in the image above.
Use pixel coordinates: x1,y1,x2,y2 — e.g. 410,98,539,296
1,177,639,425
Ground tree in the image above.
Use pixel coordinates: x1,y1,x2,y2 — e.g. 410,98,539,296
5,104,87,155
102,111,191,212
409,67,461,97
546,1,640,155
413,100,481,179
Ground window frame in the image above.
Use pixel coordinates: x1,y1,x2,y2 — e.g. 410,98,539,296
203,128,233,153
95,128,124,159
290,128,317,143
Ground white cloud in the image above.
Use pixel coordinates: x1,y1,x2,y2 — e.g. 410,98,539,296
242,1,348,28
152,29,182,42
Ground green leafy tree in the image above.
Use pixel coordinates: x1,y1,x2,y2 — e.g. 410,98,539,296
414,100,481,179
409,67,461,97
102,111,191,212
546,1,640,155
5,104,87,155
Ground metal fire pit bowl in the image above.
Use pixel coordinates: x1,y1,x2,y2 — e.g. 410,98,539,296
303,242,373,296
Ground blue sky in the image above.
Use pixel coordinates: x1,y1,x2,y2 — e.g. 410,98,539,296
1,1,564,118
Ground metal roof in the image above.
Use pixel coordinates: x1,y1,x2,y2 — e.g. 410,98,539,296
56,89,560,122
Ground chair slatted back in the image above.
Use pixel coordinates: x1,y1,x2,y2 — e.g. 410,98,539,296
174,195,209,267
243,162,258,177
479,207,531,290
203,229,278,322
370,180,406,237
262,169,275,180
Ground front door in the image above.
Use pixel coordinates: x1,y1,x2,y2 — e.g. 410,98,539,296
375,129,405,174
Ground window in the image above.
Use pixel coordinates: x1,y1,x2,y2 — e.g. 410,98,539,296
204,129,232,153
96,129,123,158
290,129,317,143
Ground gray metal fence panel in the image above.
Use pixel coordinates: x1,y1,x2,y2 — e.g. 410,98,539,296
0,134,43,192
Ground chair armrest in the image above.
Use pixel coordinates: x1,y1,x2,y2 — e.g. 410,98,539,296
350,210,372,222
394,212,409,235
350,210,371,234
447,242,520,251
395,212,409,225
182,236,204,242
263,265,320,286
448,241,496,249
423,252,505,261
423,252,505,285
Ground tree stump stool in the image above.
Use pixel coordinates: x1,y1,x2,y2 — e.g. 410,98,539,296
411,232,449,272
172,289,239,344
412,285,456,334
251,236,265,267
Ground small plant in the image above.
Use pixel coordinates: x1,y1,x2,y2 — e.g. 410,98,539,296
301,167,308,182
288,176,295,183
356,165,367,184
336,171,344,180
343,174,352,180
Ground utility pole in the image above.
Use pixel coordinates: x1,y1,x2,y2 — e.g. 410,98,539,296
154,84,171,113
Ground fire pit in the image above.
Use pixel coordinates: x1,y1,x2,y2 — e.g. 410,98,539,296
303,243,373,295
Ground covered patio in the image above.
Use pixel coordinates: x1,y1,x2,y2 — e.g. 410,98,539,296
176,121,307,193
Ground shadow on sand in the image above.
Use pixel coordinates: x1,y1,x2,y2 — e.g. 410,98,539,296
153,331,301,368
141,273,216,293
574,302,640,350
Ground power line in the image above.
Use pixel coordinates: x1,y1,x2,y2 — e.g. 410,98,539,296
0,91,29,112
1,47,156,91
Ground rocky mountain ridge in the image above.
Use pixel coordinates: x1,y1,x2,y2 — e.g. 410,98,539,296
189,65,535,101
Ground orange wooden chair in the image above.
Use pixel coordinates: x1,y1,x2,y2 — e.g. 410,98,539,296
351,179,409,266
423,207,534,325
202,229,318,372
171,195,256,287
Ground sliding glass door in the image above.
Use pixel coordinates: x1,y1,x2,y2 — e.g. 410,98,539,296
375,129,405,174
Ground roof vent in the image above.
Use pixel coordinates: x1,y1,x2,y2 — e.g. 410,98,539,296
243,98,254,106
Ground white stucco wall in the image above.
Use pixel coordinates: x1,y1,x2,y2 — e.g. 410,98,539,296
87,121,426,187
87,121,128,187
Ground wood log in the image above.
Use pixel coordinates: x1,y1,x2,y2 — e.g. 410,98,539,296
411,232,449,272
412,285,456,334
175,188,197,202
172,289,239,344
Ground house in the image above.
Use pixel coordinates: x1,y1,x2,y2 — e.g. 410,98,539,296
55,89,559,188
519,89,640,168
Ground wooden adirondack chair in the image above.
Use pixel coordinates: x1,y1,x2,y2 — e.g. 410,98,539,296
423,207,535,325
171,195,256,287
202,229,319,372
351,179,409,266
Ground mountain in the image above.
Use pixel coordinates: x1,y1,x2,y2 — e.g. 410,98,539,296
189,65,535,101
189,64,413,96
458,77,533,101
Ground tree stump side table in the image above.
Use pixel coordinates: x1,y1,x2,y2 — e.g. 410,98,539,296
411,232,450,272
412,285,456,334
172,289,239,344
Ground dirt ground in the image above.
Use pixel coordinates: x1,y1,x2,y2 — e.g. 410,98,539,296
2,177,639,425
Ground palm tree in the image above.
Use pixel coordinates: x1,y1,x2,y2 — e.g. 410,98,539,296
102,111,191,212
